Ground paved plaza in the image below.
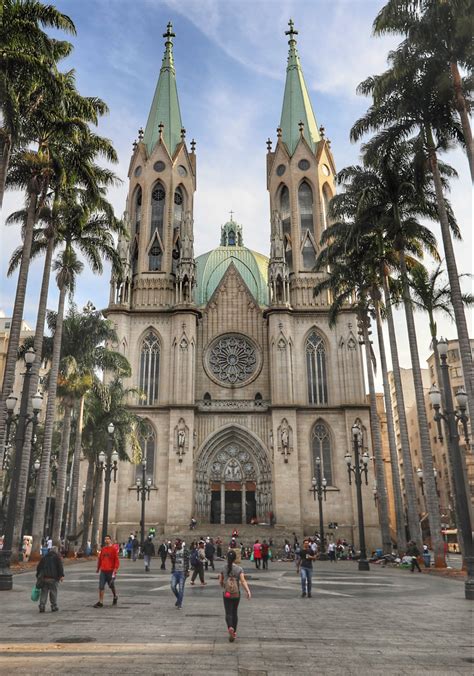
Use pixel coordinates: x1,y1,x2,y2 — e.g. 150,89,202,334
0,558,472,675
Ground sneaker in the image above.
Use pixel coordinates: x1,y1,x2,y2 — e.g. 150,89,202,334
307,593,312,598
301,592,306,598
200,582,207,586
93,602,103,608
112,596,118,605
39,607,45,613
51,607,59,612
190,582,195,586
176,605,182,610
175,600,179,607
228,627,235,643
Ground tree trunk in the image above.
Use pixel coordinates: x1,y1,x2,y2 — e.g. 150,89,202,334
67,395,85,538
450,61,474,181
0,193,38,468
382,274,422,551
360,311,392,554
0,134,11,208
374,298,407,552
30,284,67,557
91,468,103,551
51,401,73,547
399,250,445,567
13,235,55,560
81,458,95,552
427,133,474,419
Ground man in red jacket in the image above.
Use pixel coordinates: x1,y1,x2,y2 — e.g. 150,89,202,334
94,535,119,608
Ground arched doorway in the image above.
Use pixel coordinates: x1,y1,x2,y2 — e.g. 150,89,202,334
195,426,272,524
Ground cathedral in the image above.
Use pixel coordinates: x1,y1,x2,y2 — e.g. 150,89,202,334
103,21,381,547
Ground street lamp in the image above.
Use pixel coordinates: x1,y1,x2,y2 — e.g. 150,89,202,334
136,461,152,546
428,338,473,600
99,423,118,546
0,345,43,591
309,457,328,560
345,422,370,571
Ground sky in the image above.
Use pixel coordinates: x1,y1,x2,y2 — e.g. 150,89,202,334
0,0,472,390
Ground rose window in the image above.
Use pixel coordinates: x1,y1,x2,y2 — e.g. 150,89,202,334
206,334,259,386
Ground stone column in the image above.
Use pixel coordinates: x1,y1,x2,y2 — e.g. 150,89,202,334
220,481,225,525
241,482,246,524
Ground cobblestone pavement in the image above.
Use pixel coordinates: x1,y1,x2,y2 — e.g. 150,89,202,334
0,559,472,675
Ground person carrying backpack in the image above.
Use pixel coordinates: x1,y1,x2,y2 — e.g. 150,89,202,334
219,550,251,642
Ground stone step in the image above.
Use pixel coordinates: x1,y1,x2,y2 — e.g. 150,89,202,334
155,523,304,548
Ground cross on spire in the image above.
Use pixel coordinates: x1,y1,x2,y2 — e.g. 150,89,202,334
163,21,175,42
229,210,234,221
285,18,298,41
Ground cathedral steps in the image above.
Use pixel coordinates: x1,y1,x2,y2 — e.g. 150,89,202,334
157,524,305,550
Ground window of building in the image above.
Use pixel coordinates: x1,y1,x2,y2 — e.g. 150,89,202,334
298,181,314,237
448,348,459,362
136,421,155,483
133,186,142,235
148,241,162,271
302,235,316,270
311,422,333,486
306,332,328,404
139,332,160,405
280,185,292,269
151,184,165,239
322,184,332,230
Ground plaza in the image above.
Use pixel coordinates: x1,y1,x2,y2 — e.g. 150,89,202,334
0,559,471,675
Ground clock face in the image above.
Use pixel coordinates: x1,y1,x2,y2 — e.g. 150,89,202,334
153,161,165,172
134,166,142,177
322,164,330,176
177,165,187,177
276,164,286,176
298,159,310,171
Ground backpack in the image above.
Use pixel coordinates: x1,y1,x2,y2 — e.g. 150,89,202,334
190,549,199,566
224,569,240,598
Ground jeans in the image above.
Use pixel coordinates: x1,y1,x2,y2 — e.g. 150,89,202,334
171,571,186,607
144,554,151,570
223,595,240,630
132,549,138,562
262,555,268,569
300,567,312,594
160,555,166,570
39,579,58,610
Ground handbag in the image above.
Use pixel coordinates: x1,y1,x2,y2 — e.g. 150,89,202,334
31,585,41,602
250,552,254,562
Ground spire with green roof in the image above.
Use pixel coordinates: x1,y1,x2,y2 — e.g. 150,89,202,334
143,22,183,157
279,19,320,156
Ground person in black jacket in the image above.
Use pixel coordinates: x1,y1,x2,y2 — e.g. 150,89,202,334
158,541,168,570
142,536,155,572
36,546,64,613
407,541,422,573
204,538,215,571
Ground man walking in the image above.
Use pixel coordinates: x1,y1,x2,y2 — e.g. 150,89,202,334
94,535,119,607
205,537,215,571
170,538,189,609
190,540,207,585
262,540,269,570
36,546,64,613
297,539,316,598
158,540,168,570
142,535,155,572
407,540,422,573
131,534,139,562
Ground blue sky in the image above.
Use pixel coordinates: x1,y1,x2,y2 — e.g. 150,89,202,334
0,0,471,384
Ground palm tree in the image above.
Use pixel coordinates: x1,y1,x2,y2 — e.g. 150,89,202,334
314,235,393,555
373,0,473,179
352,43,474,425
0,0,76,205
81,378,142,551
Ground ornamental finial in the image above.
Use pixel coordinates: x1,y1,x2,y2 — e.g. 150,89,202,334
285,18,298,42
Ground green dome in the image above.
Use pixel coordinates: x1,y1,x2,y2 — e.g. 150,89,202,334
195,244,269,306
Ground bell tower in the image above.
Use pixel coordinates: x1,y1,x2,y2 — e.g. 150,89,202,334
267,19,337,309
111,22,196,311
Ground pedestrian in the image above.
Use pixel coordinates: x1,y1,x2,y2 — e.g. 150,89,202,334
219,550,251,643
36,546,64,613
205,538,215,571
407,540,422,573
284,540,291,560
132,535,139,562
158,540,168,570
94,535,119,608
328,542,336,562
142,535,155,572
46,536,53,550
125,537,133,559
253,540,262,569
262,540,269,570
190,541,207,585
216,538,223,558
170,538,189,609
297,539,316,598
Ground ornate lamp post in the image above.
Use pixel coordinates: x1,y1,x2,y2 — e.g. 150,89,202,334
309,457,328,560
428,337,473,600
345,423,370,571
99,423,118,547
0,347,43,591
136,460,152,546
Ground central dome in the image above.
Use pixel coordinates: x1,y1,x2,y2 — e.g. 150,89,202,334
195,219,269,306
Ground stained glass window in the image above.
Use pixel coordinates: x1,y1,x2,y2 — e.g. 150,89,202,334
306,332,328,404
311,422,333,486
139,332,160,405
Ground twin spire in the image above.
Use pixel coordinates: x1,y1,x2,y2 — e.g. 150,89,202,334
143,19,320,159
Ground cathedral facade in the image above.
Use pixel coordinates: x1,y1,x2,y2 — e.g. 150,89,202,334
103,22,381,547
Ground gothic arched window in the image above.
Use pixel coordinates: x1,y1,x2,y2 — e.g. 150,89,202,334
280,185,292,268
151,183,165,240
322,183,332,231
139,332,160,405
311,422,333,486
136,421,156,483
131,242,139,276
299,181,314,237
306,332,328,404
133,186,142,235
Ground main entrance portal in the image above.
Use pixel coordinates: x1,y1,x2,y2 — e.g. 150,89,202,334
195,426,272,525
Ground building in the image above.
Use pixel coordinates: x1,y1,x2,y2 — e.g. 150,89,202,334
100,22,380,546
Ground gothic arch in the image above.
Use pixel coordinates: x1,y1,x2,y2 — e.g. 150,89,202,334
305,328,329,405
321,182,333,230
138,329,161,406
195,424,272,523
310,419,334,487
135,418,156,483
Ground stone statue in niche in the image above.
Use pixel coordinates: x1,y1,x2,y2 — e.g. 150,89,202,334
278,419,293,463
176,420,188,463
